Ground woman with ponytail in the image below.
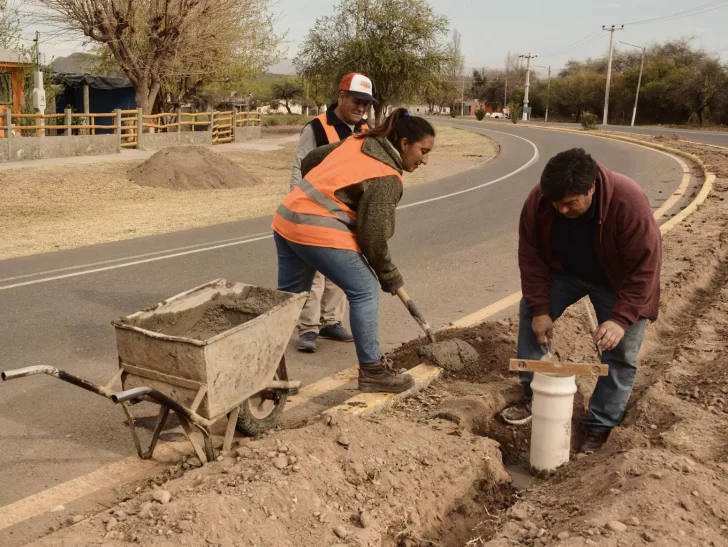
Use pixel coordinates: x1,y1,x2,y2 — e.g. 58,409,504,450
271,108,435,393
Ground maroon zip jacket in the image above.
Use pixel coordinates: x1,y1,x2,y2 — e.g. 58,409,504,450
518,162,662,329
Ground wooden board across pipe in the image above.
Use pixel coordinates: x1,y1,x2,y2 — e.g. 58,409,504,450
509,359,609,376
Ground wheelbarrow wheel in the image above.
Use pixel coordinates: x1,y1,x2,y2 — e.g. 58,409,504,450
236,356,289,436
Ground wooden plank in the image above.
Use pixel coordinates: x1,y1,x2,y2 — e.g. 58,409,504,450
509,359,608,376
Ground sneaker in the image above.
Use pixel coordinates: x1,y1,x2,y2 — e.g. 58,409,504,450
319,323,354,342
500,400,533,425
580,428,610,454
297,332,318,353
358,357,414,394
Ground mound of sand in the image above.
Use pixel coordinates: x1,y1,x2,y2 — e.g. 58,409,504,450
129,146,263,190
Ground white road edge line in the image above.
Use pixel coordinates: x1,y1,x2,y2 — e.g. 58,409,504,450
0,232,273,284
0,130,540,292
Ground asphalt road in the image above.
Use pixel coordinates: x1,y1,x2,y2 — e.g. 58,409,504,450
0,121,696,508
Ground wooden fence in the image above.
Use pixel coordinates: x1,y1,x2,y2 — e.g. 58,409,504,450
3,108,262,149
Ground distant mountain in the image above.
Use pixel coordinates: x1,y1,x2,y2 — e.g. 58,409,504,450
267,59,296,76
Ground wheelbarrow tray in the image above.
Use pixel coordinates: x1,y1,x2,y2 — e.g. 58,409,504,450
113,279,306,421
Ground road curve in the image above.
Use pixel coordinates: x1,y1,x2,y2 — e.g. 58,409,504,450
0,121,694,511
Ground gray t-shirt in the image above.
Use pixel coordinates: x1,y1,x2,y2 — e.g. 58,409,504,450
290,120,355,191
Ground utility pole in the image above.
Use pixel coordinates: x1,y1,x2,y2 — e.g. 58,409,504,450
519,54,536,121
504,51,509,113
534,65,551,123
619,41,646,127
32,31,46,135
601,24,624,126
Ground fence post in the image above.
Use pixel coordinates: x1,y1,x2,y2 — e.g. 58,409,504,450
136,107,144,149
115,109,122,151
232,106,238,142
65,107,72,137
175,107,181,133
210,109,215,144
4,109,12,138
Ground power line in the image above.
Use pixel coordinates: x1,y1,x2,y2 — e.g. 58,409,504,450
624,0,728,26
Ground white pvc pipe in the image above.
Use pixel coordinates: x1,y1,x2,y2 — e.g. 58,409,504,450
529,372,577,475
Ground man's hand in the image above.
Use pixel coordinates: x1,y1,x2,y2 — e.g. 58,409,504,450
593,320,625,351
531,315,553,345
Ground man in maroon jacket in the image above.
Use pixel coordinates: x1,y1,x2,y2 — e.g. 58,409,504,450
501,148,662,454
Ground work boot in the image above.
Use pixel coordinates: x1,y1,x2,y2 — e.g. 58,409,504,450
297,332,318,353
579,428,610,454
500,399,533,425
358,357,414,394
319,323,354,342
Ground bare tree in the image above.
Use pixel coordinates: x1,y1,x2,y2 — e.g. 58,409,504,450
35,0,283,112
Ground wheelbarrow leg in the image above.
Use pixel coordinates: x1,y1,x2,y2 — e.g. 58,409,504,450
178,416,209,464
121,403,170,460
223,406,240,453
203,430,215,463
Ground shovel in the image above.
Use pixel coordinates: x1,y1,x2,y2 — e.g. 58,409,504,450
395,288,436,343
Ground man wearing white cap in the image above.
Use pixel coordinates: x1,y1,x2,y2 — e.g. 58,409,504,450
290,72,377,353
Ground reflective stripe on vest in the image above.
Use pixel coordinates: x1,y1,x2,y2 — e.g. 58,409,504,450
315,112,370,144
272,137,401,252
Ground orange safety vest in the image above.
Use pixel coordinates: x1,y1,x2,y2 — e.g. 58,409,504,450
272,137,401,252
314,112,369,145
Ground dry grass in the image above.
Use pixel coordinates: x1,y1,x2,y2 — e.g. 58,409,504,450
0,125,497,260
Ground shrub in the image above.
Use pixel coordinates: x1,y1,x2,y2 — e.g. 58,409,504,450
449,109,457,118
475,109,486,121
580,111,599,130
510,103,522,124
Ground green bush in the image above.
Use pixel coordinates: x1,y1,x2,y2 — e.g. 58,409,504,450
475,109,486,121
580,111,599,130
510,103,522,124
449,109,457,118
262,113,313,127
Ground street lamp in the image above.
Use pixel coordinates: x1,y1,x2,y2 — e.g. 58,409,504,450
618,41,646,127
533,65,551,123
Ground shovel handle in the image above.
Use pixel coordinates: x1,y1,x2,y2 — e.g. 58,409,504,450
396,288,436,343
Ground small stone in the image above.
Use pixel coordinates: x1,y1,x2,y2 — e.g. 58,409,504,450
187,457,202,467
152,490,172,505
606,521,627,533
360,511,374,528
680,499,694,512
236,447,253,458
333,525,348,539
557,531,569,540
272,455,288,470
650,424,657,430
649,471,663,479
313,511,321,517
106,517,118,532
642,531,657,542
625,516,640,526
292,464,301,472
114,510,127,521
509,506,528,521
288,456,298,465
336,434,350,448
539,538,548,545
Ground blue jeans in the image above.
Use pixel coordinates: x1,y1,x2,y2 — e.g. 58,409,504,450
274,232,380,364
518,272,648,432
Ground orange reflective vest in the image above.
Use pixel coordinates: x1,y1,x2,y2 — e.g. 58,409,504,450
272,137,401,252
313,112,369,145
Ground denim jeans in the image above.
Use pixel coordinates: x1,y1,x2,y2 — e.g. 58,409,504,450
274,232,380,364
517,272,648,432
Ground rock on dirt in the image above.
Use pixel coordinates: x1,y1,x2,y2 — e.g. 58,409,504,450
333,525,348,539
416,339,479,371
606,520,627,533
129,146,263,190
151,490,171,504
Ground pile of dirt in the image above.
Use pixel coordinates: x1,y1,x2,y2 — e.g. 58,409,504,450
129,146,264,190
127,287,291,340
33,413,513,547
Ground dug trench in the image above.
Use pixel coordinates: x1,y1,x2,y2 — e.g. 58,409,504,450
29,144,728,547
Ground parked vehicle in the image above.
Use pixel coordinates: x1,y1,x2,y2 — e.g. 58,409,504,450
490,112,504,119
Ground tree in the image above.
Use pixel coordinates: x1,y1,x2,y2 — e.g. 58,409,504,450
272,77,303,114
0,0,24,51
36,0,284,112
295,0,451,123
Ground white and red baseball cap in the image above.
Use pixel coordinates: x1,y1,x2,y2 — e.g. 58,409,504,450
339,73,377,104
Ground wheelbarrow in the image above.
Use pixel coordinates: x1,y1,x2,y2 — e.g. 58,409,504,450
2,279,307,463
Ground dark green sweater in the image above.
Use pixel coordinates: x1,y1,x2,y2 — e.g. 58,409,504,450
300,136,404,292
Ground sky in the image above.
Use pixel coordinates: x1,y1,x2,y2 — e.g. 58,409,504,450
33,0,728,77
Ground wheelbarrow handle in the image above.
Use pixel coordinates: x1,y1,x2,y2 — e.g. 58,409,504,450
2,365,59,381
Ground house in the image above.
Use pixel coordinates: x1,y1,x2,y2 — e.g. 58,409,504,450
0,49,32,135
